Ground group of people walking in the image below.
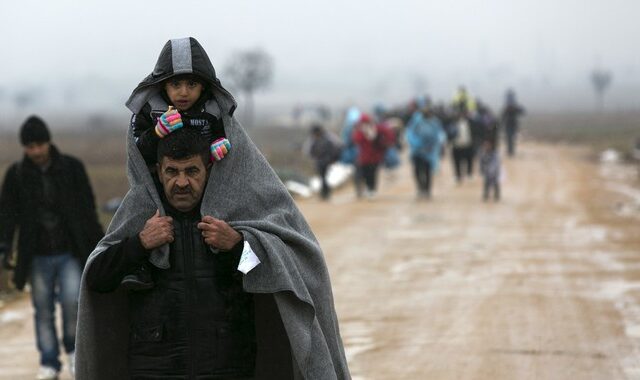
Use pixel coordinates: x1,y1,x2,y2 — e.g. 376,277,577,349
304,86,525,202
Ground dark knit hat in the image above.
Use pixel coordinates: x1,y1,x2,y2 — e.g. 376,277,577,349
20,116,50,146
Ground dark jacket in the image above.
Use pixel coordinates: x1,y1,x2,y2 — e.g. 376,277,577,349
304,131,342,169
501,103,525,130
0,145,103,290
132,97,227,166
86,202,256,379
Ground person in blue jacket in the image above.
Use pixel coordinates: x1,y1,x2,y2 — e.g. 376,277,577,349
405,105,447,199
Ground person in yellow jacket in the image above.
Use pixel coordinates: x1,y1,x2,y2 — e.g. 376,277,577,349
452,86,477,115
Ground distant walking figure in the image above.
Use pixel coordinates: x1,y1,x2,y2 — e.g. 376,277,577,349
340,106,364,198
450,111,475,183
303,124,342,200
405,105,446,199
352,114,395,199
480,139,502,201
501,89,525,157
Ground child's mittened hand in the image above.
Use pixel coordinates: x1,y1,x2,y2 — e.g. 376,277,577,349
210,138,231,161
155,106,184,138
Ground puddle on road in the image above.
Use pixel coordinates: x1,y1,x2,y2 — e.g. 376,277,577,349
0,310,26,324
593,279,640,377
341,319,377,378
599,158,640,219
593,281,640,300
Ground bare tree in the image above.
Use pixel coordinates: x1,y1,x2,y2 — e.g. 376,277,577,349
224,48,274,127
590,69,612,110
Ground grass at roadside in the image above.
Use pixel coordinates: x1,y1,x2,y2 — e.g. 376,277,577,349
522,111,640,160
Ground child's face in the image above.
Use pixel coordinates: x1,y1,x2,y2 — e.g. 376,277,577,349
164,78,204,111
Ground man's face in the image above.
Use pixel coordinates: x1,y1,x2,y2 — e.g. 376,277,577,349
24,142,51,166
157,155,208,212
164,78,204,111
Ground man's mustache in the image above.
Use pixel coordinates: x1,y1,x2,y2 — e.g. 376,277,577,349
172,187,192,195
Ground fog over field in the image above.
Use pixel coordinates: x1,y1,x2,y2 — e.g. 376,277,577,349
0,0,639,130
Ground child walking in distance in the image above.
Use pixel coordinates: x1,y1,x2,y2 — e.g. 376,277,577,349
480,139,502,201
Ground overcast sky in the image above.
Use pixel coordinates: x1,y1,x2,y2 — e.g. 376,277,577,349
1,0,639,118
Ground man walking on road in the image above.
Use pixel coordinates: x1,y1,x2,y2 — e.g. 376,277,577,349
303,124,343,200
405,105,447,199
501,89,526,157
0,115,104,380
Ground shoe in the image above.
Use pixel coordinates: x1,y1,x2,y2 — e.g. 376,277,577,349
364,190,376,200
120,265,154,291
68,351,75,379
417,190,431,200
36,366,58,380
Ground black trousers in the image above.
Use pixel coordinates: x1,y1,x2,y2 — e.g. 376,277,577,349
352,164,363,197
360,164,379,192
412,156,432,195
452,146,474,181
505,126,518,156
316,164,330,199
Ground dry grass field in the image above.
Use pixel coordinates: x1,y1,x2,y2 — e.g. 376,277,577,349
522,111,640,160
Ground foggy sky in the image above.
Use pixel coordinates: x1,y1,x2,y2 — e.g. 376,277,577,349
2,0,639,118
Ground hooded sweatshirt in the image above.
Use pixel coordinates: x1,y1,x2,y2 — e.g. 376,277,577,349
75,37,351,380
128,38,230,166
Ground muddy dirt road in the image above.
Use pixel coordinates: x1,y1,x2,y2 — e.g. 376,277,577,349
1,141,639,379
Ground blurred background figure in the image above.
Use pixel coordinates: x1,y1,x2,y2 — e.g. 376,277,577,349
479,139,502,202
449,110,475,184
373,103,402,177
340,106,364,198
302,124,343,200
0,116,103,380
501,89,526,157
452,86,477,115
405,104,447,199
474,100,500,148
352,113,395,199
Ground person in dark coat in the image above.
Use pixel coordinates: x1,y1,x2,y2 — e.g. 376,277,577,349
85,128,259,379
449,111,475,184
0,115,103,380
303,124,342,200
501,89,526,157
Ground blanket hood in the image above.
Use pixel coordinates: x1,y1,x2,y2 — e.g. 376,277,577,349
125,37,236,116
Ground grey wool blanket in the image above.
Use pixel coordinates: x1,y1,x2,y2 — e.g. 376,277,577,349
75,37,350,380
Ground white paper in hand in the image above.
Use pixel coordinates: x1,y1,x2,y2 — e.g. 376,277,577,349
237,241,261,274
